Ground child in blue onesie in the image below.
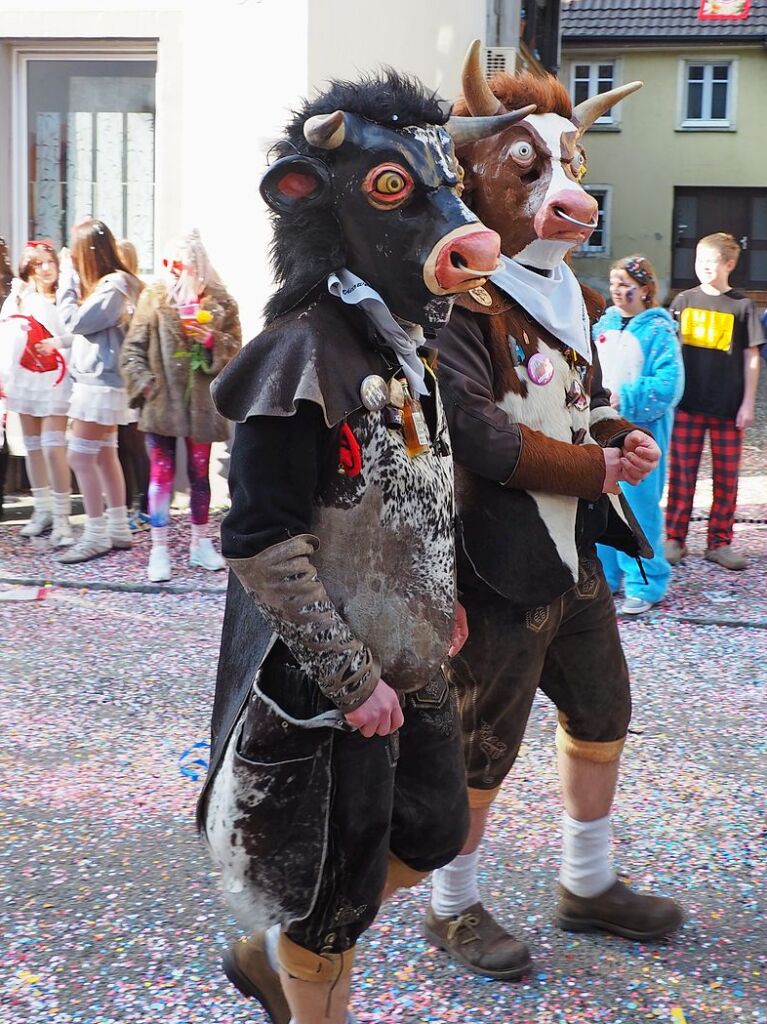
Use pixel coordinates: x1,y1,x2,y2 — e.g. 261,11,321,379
594,255,684,614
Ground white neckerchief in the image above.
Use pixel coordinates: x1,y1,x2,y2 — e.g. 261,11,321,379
490,254,592,364
327,269,428,397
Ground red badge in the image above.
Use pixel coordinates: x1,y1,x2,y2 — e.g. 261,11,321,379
338,423,362,477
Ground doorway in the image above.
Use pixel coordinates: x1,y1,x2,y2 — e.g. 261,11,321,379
672,186,767,291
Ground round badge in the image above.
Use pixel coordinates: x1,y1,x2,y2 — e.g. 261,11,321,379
526,352,554,386
571,379,589,411
388,376,405,409
360,374,389,411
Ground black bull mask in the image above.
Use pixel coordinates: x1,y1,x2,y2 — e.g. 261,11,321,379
260,105,534,327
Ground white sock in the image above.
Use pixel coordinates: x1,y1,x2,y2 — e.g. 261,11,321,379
83,515,109,544
430,849,481,918
106,505,130,535
31,485,52,513
559,812,617,898
191,522,209,544
52,491,71,518
151,526,169,548
264,924,281,973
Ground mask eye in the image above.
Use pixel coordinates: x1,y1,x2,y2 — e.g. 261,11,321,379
363,163,414,208
571,150,587,181
509,139,535,165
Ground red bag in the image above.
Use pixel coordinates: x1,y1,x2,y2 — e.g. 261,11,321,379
8,315,66,385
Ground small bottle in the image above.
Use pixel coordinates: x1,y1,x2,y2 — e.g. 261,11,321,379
401,380,431,457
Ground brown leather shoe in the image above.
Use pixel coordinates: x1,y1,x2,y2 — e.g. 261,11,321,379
424,902,531,980
557,879,684,940
222,933,291,1024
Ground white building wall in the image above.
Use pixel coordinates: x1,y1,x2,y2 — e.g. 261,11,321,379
1,0,486,337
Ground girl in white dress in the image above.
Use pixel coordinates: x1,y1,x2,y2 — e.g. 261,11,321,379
55,220,142,564
0,241,74,545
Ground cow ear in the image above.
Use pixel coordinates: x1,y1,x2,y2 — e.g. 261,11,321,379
260,155,332,214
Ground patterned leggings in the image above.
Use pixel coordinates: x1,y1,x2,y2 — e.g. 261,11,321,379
665,409,742,550
146,433,212,527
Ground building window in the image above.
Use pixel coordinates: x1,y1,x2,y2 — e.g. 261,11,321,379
21,54,156,272
682,62,732,127
572,63,616,124
578,187,610,255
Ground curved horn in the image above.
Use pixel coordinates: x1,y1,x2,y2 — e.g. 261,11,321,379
462,39,504,116
573,81,643,135
303,110,346,150
446,104,536,147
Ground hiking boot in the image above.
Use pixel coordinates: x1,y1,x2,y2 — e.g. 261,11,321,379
664,539,687,565
556,879,683,941
705,546,748,571
423,902,531,980
222,933,290,1024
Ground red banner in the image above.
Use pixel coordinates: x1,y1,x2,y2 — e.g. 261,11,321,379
698,0,751,19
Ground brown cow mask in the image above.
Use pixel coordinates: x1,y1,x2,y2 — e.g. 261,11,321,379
454,41,642,270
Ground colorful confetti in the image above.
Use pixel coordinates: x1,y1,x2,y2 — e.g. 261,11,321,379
1,388,766,1023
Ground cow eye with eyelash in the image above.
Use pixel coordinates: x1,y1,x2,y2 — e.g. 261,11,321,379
571,151,587,180
509,139,535,164
362,163,415,208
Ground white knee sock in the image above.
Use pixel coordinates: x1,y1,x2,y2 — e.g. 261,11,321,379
430,849,481,918
559,812,616,898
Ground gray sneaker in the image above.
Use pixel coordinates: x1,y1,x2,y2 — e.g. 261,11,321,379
664,539,687,565
705,546,748,571
55,536,111,564
423,902,531,980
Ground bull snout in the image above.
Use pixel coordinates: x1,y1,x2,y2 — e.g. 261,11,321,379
533,188,599,242
424,224,501,296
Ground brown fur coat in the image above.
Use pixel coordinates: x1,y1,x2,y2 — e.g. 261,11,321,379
121,280,241,443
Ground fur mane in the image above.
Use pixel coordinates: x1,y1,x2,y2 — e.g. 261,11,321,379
264,72,448,323
453,71,573,119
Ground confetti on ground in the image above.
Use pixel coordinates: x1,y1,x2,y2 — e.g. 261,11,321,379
1,389,766,1023
0,584,48,602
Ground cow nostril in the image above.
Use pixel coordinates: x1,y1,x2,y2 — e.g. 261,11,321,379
450,251,468,269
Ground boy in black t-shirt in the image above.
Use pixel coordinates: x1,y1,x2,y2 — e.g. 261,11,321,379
666,232,762,571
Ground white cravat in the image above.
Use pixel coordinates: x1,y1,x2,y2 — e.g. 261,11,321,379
327,269,428,397
490,255,592,364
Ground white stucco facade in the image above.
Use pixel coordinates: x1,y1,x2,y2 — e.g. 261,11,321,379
0,0,487,338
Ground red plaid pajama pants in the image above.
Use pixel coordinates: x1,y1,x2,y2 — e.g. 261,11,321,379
665,409,743,550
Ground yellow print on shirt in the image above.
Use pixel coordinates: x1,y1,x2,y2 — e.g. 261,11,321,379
679,307,734,352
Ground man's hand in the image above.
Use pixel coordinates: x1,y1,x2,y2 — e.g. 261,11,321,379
619,430,660,485
736,400,755,431
602,447,623,494
344,678,404,738
449,600,469,658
